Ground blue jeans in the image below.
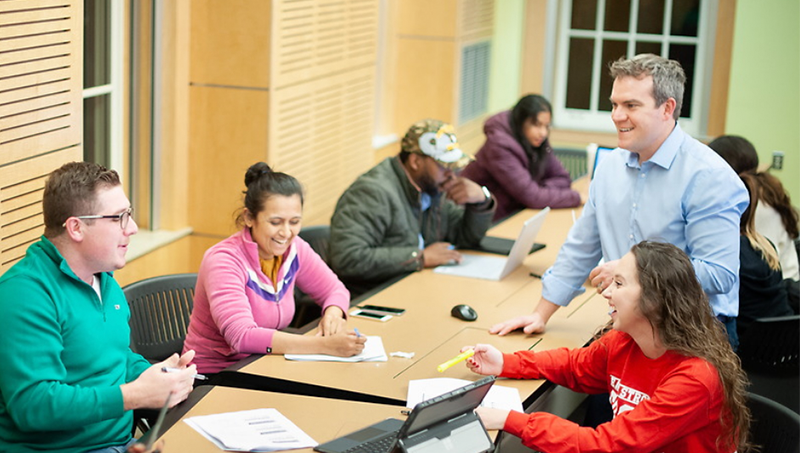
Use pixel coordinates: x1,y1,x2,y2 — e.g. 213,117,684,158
717,315,739,351
84,438,137,453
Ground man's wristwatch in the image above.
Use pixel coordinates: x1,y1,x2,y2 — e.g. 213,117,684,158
481,185,491,202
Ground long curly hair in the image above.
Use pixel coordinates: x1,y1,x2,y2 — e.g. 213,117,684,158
740,173,780,270
631,241,751,452
708,135,798,239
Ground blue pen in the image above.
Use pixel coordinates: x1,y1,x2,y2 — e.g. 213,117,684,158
354,328,361,338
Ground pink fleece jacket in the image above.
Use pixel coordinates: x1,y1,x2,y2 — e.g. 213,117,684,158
183,228,350,373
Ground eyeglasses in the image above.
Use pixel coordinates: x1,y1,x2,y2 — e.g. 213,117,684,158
63,207,133,230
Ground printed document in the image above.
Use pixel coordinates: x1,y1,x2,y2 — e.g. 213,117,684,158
185,408,316,452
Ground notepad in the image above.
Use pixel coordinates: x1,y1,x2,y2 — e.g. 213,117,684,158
284,336,388,362
185,408,317,452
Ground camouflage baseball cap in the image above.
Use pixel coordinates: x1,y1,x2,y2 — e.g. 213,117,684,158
401,119,473,171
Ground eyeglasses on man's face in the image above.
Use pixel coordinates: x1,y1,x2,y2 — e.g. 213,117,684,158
63,207,134,230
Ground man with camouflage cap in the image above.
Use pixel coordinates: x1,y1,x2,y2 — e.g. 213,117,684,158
330,119,495,296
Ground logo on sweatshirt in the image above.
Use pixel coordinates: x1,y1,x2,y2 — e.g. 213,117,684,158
609,375,650,416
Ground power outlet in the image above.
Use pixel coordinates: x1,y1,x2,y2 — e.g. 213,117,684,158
772,151,784,170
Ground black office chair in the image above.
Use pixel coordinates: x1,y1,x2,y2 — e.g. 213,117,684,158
289,225,332,329
299,225,331,264
123,273,197,435
747,392,800,453
738,315,800,414
124,273,198,362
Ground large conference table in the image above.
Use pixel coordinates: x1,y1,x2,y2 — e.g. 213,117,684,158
155,178,608,450
235,197,606,407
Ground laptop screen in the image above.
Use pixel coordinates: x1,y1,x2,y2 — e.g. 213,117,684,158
401,376,495,436
591,145,615,179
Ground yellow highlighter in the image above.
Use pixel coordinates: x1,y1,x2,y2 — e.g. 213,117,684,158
437,349,475,373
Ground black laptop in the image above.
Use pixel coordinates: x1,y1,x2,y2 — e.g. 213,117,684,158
468,235,545,256
315,376,496,453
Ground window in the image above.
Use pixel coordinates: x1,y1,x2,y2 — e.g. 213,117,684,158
551,0,714,136
83,0,124,172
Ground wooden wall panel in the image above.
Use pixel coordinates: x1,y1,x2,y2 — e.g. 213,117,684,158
0,0,83,276
393,39,457,132
270,0,379,88
269,67,375,226
187,86,269,236
189,0,271,87
268,0,379,226
397,0,458,38
707,0,736,138
458,0,494,41
520,0,548,96
0,151,77,273
391,1,494,134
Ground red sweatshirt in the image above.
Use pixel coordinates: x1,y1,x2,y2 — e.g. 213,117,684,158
501,330,734,453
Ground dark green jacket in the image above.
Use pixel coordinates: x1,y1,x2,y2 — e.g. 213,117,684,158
330,157,494,285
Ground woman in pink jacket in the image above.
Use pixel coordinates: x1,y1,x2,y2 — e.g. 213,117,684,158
184,162,365,373
463,241,751,452
461,94,581,221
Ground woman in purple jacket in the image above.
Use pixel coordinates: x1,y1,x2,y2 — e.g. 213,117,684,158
184,162,365,373
461,95,582,221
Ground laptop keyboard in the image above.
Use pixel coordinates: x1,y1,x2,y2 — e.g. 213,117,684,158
343,434,396,453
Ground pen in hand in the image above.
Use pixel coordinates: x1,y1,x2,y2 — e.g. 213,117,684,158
161,366,208,381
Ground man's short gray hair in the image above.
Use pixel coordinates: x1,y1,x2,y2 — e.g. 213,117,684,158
609,54,686,120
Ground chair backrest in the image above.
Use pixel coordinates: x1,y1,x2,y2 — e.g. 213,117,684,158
738,315,800,375
124,273,198,363
747,392,800,453
299,225,331,263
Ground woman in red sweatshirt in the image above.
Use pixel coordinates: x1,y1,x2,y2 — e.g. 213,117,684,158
464,241,750,452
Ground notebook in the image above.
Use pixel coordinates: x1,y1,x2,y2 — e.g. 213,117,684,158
314,376,495,453
433,207,550,281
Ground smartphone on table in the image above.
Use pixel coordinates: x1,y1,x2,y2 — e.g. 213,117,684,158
350,309,392,322
357,304,406,316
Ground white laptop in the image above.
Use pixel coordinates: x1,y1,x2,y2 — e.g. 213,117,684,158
433,207,550,281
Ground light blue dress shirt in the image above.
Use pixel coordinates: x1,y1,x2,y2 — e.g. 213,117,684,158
542,123,749,317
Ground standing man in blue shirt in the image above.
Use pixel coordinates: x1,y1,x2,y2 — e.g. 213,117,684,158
490,54,748,348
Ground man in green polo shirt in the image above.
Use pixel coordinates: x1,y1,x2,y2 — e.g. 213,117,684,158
0,162,196,453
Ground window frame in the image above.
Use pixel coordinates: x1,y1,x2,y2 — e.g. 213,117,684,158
550,0,717,138
82,0,125,173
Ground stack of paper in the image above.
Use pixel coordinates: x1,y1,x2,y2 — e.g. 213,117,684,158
185,408,316,452
406,378,524,412
284,336,388,362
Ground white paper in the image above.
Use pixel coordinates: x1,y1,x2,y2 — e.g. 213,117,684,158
184,408,317,452
284,336,387,362
406,378,523,412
